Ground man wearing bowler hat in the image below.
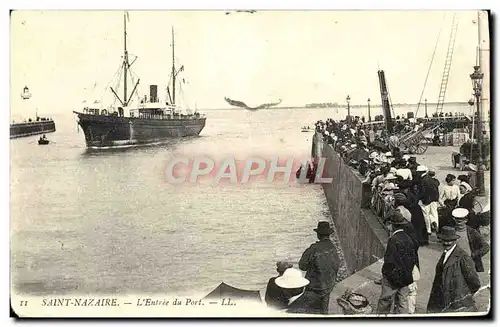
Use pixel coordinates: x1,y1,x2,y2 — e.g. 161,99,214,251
299,221,340,314
427,226,481,313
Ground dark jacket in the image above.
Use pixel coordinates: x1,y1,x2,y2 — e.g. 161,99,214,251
466,226,490,272
419,175,440,205
427,246,481,313
382,230,418,289
401,223,421,269
286,291,322,314
264,277,288,310
299,239,340,291
458,192,475,211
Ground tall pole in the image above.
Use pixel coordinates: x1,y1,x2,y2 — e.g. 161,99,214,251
346,95,351,123
123,12,128,106
367,98,371,122
475,89,485,196
478,11,490,139
172,27,176,105
471,65,485,196
424,98,428,118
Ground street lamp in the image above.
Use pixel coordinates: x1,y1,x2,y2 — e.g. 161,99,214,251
468,98,475,140
470,65,485,196
424,98,428,118
367,98,371,122
346,95,351,123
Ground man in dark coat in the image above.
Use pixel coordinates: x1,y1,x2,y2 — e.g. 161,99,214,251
265,261,293,310
377,212,419,314
451,208,490,273
418,166,440,234
397,181,428,246
274,268,322,314
427,227,481,313
299,221,340,314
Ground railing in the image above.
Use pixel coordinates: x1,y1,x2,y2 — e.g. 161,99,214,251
82,107,206,120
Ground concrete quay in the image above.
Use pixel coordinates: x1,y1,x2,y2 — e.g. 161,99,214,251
316,140,491,315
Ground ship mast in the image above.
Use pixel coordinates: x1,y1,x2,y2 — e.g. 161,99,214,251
123,12,129,106
171,27,176,105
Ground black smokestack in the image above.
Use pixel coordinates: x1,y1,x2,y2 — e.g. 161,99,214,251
150,85,158,103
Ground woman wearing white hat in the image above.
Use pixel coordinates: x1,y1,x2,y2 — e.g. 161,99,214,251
275,268,322,314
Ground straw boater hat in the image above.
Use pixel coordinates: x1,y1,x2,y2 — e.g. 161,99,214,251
314,221,334,235
275,268,310,289
416,165,428,172
384,173,397,181
452,208,469,220
437,226,460,241
383,183,399,191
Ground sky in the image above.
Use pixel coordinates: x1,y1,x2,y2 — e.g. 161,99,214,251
10,10,484,117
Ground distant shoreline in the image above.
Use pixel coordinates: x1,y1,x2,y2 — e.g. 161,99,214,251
204,102,469,110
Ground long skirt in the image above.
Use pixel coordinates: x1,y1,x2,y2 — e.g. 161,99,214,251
405,204,428,245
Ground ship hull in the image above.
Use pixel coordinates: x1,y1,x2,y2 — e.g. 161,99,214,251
10,120,56,139
73,112,206,149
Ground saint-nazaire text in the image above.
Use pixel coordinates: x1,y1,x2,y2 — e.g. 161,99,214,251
41,298,119,307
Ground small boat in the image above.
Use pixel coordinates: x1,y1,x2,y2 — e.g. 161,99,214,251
301,126,313,132
38,135,49,145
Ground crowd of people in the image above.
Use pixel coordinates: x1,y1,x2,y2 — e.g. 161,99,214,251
263,117,490,315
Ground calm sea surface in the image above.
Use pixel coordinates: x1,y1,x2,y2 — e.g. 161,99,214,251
10,103,471,296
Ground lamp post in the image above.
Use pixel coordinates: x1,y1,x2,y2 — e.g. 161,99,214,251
470,65,485,196
367,98,371,122
424,98,428,118
346,95,351,123
468,98,475,140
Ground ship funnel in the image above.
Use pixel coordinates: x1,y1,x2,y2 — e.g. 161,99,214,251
150,85,158,103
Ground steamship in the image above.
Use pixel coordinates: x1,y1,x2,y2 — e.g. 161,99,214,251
73,13,206,149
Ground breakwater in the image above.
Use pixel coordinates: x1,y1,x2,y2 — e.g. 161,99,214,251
10,120,56,139
313,133,388,275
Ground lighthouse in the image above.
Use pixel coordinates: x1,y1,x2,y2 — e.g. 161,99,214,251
21,86,32,100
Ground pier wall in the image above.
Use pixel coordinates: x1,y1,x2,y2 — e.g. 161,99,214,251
10,120,56,139
313,134,388,275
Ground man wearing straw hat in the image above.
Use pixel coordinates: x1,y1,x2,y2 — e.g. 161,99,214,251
275,268,321,314
299,221,340,314
265,261,294,310
427,226,481,313
377,212,418,314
